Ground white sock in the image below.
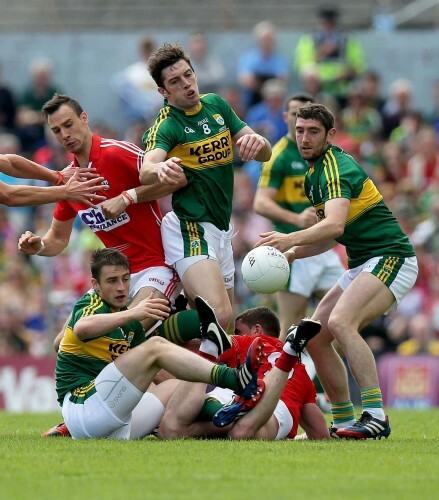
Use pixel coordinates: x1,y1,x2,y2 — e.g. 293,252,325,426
364,408,386,421
283,342,297,356
199,339,219,359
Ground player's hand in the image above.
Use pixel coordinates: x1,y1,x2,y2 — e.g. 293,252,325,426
60,165,102,183
254,231,294,253
236,133,266,162
101,195,126,219
297,207,318,229
157,157,184,185
284,248,296,264
133,293,171,322
63,170,109,208
18,231,42,255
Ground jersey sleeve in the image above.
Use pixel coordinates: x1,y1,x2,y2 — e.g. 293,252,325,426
53,200,78,221
320,153,361,202
258,154,284,189
143,114,180,153
216,94,246,136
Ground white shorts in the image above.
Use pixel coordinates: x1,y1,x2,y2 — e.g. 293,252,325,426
161,211,235,289
287,249,344,297
338,255,418,312
62,363,165,440
128,265,182,302
206,387,293,440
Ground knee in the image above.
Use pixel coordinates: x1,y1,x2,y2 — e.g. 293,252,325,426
157,416,181,440
327,313,348,341
139,336,169,360
215,302,233,331
227,420,256,440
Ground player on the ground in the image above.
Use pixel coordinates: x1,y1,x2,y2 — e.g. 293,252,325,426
18,93,187,337
56,248,264,440
254,93,344,338
140,43,272,332
159,302,329,440
255,103,418,439
0,152,107,207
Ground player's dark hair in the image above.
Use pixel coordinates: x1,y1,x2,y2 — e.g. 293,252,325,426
91,249,131,281
296,103,335,132
148,43,194,88
236,307,281,338
42,93,83,119
286,92,315,111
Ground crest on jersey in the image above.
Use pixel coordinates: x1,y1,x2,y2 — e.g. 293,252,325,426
213,114,225,126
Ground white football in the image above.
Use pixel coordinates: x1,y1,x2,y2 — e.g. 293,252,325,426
241,246,290,294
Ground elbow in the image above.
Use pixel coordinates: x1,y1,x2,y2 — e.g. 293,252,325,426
73,324,87,340
333,224,345,239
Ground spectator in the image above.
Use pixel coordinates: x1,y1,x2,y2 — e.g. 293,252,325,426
360,70,385,112
187,31,225,94
245,78,288,146
16,57,62,153
112,36,163,125
237,21,289,111
381,78,414,139
0,62,17,132
397,313,439,356
294,5,365,105
405,127,439,192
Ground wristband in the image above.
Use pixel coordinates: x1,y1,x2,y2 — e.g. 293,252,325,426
121,189,137,206
36,240,45,255
55,171,64,186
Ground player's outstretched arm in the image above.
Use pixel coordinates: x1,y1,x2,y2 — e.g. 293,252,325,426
140,148,185,186
233,126,272,163
0,170,107,208
74,294,170,340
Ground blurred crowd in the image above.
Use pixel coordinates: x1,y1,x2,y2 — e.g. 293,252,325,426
1,8,439,358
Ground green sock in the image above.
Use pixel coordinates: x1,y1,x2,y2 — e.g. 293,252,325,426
155,310,200,344
361,387,384,412
209,365,239,392
331,401,355,426
198,397,224,420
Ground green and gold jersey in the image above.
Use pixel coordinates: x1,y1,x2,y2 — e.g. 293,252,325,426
258,136,311,233
304,145,415,268
55,291,145,406
143,93,246,231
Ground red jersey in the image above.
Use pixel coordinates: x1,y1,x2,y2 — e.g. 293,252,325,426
219,334,317,439
53,135,165,273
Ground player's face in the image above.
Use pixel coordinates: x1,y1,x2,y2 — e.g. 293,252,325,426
159,59,200,111
284,100,304,140
234,319,260,336
92,265,131,310
47,104,91,156
295,117,335,165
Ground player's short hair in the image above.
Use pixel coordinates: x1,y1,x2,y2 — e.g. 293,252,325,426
91,249,130,281
296,103,335,132
148,43,194,88
42,93,83,119
286,92,315,111
236,307,281,338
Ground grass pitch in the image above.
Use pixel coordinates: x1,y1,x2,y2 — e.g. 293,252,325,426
1,409,438,500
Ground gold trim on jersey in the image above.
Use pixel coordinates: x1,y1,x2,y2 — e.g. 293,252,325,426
346,179,383,225
80,293,104,318
323,149,342,199
145,106,171,151
376,256,400,284
258,138,288,187
276,176,308,204
186,220,202,257
170,130,233,170
60,326,131,362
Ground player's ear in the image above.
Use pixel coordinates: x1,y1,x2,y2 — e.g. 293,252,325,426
158,87,168,98
327,127,336,142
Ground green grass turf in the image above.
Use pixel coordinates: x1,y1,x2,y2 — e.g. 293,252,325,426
0,410,438,500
